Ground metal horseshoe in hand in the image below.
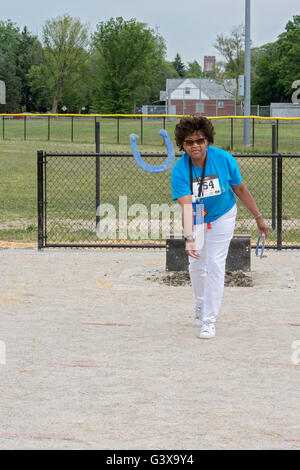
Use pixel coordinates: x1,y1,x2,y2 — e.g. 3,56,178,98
130,129,175,173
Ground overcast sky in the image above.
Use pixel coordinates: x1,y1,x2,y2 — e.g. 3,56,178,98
2,0,300,65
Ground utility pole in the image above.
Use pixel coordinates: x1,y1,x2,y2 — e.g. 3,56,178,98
244,0,251,147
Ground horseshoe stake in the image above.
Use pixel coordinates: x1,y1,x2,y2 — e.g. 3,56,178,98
130,129,175,173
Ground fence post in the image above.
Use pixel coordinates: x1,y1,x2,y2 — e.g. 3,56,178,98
163,116,166,130
272,124,277,230
252,118,255,148
277,155,282,250
71,116,74,142
117,117,120,144
230,118,233,151
24,116,27,141
95,120,100,153
95,121,100,229
140,115,143,145
2,115,4,140
37,150,44,250
48,116,50,141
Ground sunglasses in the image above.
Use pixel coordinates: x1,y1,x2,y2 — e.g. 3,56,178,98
184,138,206,146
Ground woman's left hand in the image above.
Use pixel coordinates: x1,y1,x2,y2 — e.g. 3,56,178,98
256,216,268,238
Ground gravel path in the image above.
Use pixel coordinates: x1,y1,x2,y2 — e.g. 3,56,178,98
0,248,299,450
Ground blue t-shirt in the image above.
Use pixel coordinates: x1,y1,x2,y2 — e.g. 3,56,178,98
171,146,242,223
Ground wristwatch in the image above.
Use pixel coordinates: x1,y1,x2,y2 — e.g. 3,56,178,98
184,234,196,241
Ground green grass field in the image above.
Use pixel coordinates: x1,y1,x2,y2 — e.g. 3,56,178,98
0,116,299,246
2,115,300,152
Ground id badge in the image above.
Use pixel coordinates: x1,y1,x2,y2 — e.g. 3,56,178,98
192,196,205,251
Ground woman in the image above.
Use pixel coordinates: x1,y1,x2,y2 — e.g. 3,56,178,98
171,116,268,339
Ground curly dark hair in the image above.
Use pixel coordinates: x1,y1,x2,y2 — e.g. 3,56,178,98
174,115,215,150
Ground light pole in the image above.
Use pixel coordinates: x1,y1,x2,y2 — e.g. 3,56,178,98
244,0,251,146
199,76,202,115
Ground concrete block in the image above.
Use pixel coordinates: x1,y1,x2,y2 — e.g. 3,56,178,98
166,234,251,272
225,234,251,272
166,238,188,272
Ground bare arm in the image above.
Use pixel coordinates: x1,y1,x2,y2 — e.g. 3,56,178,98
231,182,268,237
177,195,201,259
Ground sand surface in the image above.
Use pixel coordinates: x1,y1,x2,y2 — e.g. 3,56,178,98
0,247,299,450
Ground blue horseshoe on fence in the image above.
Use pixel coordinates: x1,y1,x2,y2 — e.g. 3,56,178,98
130,129,175,173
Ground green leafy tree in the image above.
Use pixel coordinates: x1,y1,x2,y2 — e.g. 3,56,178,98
60,59,94,113
91,17,166,113
214,24,245,101
185,60,202,78
30,14,90,113
144,60,180,106
16,27,43,111
172,53,186,77
277,15,300,99
251,16,300,105
0,20,22,112
251,43,283,105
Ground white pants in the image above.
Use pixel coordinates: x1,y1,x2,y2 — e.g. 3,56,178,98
189,204,237,325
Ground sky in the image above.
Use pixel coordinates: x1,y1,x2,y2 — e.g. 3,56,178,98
1,0,300,65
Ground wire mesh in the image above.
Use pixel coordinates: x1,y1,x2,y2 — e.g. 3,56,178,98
40,152,300,249
1,115,300,153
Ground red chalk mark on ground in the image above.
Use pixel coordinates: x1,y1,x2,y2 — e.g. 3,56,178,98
0,432,74,441
82,322,133,327
288,323,300,327
47,362,102,368
284,435,300,442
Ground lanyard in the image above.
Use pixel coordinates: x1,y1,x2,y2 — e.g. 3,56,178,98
189,155,207,198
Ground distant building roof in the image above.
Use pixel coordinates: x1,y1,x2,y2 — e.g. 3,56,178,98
163,78,236,101
160,90,167,101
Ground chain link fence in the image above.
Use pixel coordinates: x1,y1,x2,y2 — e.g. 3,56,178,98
2,114,300,153
37,151,300,250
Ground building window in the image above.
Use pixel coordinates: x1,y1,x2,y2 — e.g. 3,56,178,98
196,102,204,114
185,88,190,95
217,101,224,108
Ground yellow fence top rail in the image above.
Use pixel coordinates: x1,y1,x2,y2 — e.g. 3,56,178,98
1,113,300,121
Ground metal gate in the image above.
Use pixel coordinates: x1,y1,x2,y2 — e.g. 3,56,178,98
37,150,300,250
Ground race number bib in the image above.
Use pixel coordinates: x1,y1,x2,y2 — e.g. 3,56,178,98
192,174,221,198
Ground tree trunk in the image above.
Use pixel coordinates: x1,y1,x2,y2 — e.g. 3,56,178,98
52,96,59,114
52,83,63,113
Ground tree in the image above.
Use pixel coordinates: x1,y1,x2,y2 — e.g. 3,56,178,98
60,59,93,113
276,15,300,99
16,27,43,111
214,24,245,100
91,17,166,113
30,15,90,113
144,59,180,106
185,60,202,78
0,20,22,112
251,43,283,105
172,53,185,77
251,16,300,105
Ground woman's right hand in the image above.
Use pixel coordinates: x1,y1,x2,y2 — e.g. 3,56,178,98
185,240,201,259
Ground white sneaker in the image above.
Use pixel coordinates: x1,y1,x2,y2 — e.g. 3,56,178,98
199,323,216,339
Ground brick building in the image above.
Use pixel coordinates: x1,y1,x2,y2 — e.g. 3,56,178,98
204,56,216,74
160,78,236,116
